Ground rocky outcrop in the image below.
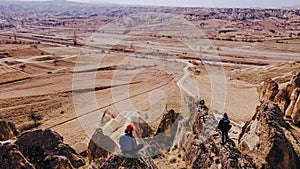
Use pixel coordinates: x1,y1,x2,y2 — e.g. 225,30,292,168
97,154,158,169
286,73,300,124
88,128,117,163
182,133,254,169
259,78,279,101
43,155,74,169
101,111,153,139
0,129,84,169
291,94,300,124
179,114,254,169
154,109,183,150
14,129,85,168
0,140,34,169
189,99,208,136
260,73,300,124
156,109,180,134
274,88,288,111
131,116,153,138
175,97,254,168
0,120,19,141
238,102,300,169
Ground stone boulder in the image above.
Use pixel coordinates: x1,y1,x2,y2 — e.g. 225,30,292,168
98,154,158,169
189,99,208,136
0,121,19,141
88,128,117,163
0,140,34,169
238,102,300,169
15,129,85,168
259,78,279,101
43,155,74,169
155,109,183,150
156,109,180,134
131,116,153,138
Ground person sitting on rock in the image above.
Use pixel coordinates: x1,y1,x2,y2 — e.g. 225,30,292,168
119,124,144,156
217,113,232,145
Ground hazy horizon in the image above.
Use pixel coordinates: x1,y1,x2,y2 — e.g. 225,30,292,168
7,0,300,8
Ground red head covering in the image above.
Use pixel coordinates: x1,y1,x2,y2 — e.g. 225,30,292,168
125,124,134,132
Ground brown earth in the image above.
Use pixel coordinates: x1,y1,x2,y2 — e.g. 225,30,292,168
1,5,300,168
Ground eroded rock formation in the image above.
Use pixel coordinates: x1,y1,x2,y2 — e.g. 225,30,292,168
15,129,85,168
155,109,183,150
0,128,85,169
172,97,254,168
88,128,117,163
260,72,300,124
259,78,279,101
238,102,300,169
0,140,34,169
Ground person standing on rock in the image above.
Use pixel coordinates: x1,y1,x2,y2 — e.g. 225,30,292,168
119,124,144,156
217,113,232,145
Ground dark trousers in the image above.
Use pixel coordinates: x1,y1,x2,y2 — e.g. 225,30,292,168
221,130,229,144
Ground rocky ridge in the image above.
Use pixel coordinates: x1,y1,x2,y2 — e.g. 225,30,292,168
176,97,254,168
260,72,300,124
0,128,85,169
238,102,300,168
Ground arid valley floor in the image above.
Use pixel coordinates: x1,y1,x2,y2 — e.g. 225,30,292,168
0,1,300,169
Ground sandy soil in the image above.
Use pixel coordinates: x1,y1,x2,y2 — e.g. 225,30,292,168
1,11,300,168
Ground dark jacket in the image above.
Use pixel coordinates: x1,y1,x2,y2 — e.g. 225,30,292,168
218,117,231,132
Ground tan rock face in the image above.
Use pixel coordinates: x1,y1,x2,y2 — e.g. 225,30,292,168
238,102,300,169
285,73,300,124
189,100,207,136
156,109,180,135
260,72,300,125
131,116,153,139
155,109,182,150
291,93,300,124
0,121,19,141
87,128,117,163
274,89,288,112
259,78,279,101
285,88,299,117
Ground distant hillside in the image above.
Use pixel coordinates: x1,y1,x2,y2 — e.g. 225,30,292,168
282,4,300,9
